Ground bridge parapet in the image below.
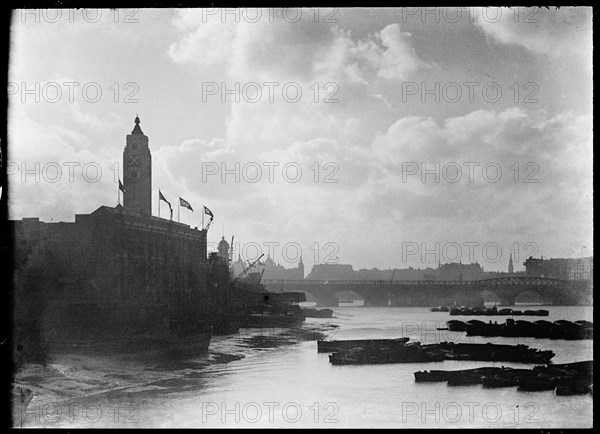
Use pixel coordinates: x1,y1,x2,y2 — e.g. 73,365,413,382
262,279,479,286
263,277,591,306
262,277,574,286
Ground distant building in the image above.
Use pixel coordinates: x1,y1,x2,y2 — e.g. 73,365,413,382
508,253,514,274
232,254,304,280
306,263,356,280
232,254,247,278
436,262,485,281
257,255,304,280
305,262,487,281
568,257,593,280
218,236,230,263
524,256,593,281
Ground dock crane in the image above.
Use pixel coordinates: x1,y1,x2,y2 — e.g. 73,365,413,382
232,253,265,283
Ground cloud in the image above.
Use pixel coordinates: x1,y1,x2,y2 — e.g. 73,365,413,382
148,104,591,269
375,23,430,79
474,7,592,58
168,19,236,68
167,10,429,84
7,105,119,220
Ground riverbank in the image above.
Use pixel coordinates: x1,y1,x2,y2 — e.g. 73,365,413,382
12,322,335,427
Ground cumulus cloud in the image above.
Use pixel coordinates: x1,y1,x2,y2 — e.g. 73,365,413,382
148,104,591,269
168,9,430,84
8,104,120,220
375,24,429,79
474,7,592,58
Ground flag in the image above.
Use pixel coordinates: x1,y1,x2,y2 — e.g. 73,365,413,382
204,205,214,219
118,179,127,193
179,197,193,211
159,190,172,209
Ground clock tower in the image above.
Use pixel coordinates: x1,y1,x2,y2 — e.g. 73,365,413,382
123,116,152,216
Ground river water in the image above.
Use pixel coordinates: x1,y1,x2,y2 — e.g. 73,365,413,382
16,305,592,428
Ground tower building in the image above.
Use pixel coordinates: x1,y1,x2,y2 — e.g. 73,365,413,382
218,236,230,263
123,116,152,215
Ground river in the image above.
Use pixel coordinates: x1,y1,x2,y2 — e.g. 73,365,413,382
15,305,592,428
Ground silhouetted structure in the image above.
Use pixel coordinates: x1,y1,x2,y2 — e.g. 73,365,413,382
524,256,593,281
233,254,304,280
11,118,228,357
306,262,493,281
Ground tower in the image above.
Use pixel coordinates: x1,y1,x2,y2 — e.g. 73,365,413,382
218,236,230,263
123,116,152,216
508,253,514,274
298,255,304,279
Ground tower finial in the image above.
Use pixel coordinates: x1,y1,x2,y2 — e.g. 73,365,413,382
132,115,143,134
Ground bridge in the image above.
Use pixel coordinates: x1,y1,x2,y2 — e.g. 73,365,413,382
262,277,593,307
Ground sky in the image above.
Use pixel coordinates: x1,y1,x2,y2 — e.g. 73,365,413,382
7,7,593,274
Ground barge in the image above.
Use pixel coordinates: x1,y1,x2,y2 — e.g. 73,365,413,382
326,341,555,365
414,361,592,394
318,337,410,353
465,318,593,340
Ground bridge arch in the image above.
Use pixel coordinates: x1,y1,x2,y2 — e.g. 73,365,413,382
334,290,365,306
295,287,340,307
513,290,546,305
479,289,504,304
450,290,484,307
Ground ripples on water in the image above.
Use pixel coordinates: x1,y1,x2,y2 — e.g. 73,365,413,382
17,306,592,428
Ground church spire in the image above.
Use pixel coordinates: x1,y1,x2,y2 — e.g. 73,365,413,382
297,254,304,279
508,252,514,274
132,115,144,135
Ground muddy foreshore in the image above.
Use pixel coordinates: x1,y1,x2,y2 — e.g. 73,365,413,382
12,322,336,427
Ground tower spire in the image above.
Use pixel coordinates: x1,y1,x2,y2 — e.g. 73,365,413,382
123,115,151,215
132,115,143,134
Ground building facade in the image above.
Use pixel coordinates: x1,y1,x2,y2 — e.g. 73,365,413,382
524,256,594,281
12,118,217,344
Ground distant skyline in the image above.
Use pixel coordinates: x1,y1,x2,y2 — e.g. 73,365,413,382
242,254,594,277
8,7,593,272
